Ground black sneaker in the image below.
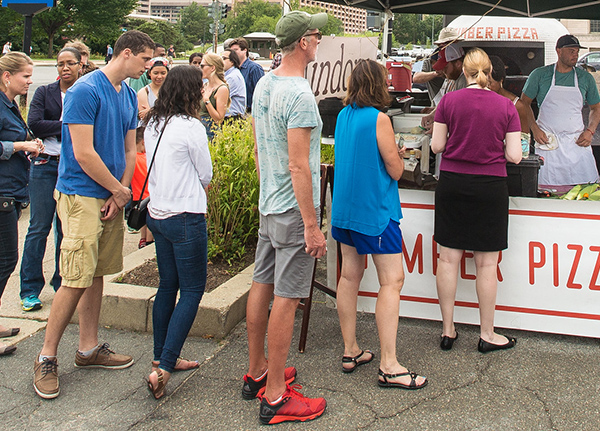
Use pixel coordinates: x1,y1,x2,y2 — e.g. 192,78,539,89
242,366,297,400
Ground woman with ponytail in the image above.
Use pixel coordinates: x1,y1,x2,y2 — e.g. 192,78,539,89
198,53,230,140
431,47,523,353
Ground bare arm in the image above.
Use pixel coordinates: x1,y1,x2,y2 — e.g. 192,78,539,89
431,122,448,154
504,131,522,164
413,70,442,85
514,99,531,133
101,128,137,220
252,117,260,181
520,93,548,145
137,88,150,121
69,124,132,217
288,127,326,259
575,102,600,147
205,85,229,123
376,113,404,180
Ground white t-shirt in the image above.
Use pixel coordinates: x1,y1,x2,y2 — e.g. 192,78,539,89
43,91,65,156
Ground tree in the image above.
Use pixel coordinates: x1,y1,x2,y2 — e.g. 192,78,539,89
296,5,344,36
135,20,192,51
33,0,138,56
250,16,278,34
0,7,26,51
223,0,281,39
179,2,211,44
393,14,443,47
34,4,71,57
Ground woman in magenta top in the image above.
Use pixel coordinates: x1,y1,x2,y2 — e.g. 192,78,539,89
431,48,522,353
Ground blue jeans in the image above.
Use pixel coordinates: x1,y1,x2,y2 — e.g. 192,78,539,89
20,158,62,299
147,212,207,373
0,205,21,298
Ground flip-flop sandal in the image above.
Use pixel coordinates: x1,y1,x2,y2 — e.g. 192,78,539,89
147,369,166,399
0,327,20,338
152,357,199,372
378,369,428,390
0,345,16,356
342,349,374,373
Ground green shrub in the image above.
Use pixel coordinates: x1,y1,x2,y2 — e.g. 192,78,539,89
207,118,259,263
206,119,334,263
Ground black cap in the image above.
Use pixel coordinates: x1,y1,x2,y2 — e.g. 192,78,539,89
556,34,586,49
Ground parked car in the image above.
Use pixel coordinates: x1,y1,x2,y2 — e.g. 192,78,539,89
248,52,260,60
577,51,600,72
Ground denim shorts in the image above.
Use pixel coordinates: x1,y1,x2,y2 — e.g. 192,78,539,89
54,191,124,288
331,219,403,255
253,208,317,299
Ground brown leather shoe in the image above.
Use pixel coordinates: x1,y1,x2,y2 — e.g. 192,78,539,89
34,357,60,399
74,343,134,369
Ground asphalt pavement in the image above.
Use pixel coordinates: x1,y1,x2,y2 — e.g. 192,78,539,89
2,284,600,430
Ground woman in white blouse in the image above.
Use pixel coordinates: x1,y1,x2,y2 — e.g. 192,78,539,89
143,66,213,399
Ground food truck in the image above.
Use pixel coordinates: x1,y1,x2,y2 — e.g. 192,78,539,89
448,15,570,75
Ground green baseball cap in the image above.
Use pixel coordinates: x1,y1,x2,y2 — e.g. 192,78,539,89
275,11,328,48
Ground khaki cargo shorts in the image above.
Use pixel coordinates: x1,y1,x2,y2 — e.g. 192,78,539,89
54,190,124,288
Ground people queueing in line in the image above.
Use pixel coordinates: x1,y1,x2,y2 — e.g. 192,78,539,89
221,48,247,120
431,48,522,353
521,34,600,186
230,37,264,113
19,47,82,312
33,30,155,400
143,65,212,400
129,43,166,92
0,52,43,356
198,53,230,141
243,10,328,425
331,59,428,390
64,40,98,76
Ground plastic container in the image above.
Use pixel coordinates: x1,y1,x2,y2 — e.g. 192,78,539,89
506,154,543,197
386,60,412,92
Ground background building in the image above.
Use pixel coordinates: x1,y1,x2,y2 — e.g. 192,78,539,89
560,19,600,52
136,0,367,33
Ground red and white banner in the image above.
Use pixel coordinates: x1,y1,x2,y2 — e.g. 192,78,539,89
341,189,600,338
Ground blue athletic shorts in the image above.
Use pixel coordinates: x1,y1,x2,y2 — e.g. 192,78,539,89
331,219,402,255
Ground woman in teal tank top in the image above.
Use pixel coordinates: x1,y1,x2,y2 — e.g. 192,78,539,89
331,59,427,389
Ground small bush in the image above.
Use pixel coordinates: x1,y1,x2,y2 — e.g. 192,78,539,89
207,118,259,263
206,118,334,263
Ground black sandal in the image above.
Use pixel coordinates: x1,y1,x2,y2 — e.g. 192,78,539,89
341,350,374,373
378,369,428,390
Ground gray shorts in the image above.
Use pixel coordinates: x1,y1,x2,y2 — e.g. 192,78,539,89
253,208,317,298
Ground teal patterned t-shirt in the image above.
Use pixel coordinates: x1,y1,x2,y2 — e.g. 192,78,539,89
252,73,322,215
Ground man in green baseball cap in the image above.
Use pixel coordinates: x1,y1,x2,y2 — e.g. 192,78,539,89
275,10,328,48
243,9,328,426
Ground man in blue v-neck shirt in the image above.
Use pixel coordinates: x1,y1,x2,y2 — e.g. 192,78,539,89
33,30,155,400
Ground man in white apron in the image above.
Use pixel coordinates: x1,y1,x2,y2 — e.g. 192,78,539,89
521,34,600,186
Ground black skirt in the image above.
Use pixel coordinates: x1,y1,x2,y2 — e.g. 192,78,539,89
434,171,509,251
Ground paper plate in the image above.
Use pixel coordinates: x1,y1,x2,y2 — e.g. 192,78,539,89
534,132,558,151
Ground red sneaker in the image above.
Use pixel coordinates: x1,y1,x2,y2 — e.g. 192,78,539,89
259,384,326,425
242,366,297,400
